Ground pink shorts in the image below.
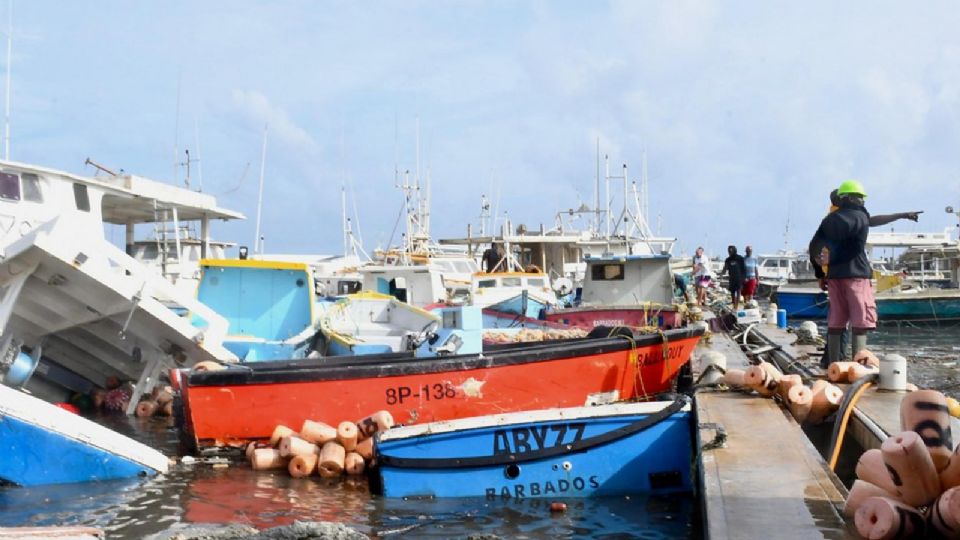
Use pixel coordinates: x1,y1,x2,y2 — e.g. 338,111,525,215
827,278,877,330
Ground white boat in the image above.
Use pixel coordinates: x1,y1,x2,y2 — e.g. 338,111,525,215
319,291,445,356
0,159,240,411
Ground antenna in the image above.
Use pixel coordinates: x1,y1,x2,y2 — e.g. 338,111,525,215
172,71,182,185
193,117,204,191
85,157,118,177
594,137,600,234
3,0,11,161
253,124,268,256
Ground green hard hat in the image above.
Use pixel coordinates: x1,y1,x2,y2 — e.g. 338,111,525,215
837,179,867,198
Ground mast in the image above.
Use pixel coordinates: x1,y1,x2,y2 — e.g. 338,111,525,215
3,0,10,160
594,137,600,235
253,124,268,255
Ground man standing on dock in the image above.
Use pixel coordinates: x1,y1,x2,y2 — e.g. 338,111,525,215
742,246,759,305
808,180,922,364
720,245,747,311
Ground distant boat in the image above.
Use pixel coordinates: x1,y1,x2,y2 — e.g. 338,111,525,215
0,384,168,486
545,254,684,330
376,397,693,498
320,291,475,356
177,326,704,449
775,283,960,321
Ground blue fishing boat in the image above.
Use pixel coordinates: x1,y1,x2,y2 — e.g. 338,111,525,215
774,286,829,318
0,384,169,486
375,397,692,499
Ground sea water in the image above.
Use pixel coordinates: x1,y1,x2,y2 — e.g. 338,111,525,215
0,413,697,539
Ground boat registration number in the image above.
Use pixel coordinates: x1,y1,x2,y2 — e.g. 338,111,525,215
385,383,458,405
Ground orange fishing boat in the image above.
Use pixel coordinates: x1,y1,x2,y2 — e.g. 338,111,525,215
177,326,703,449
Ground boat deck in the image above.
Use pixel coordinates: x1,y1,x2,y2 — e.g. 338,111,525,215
694,322,856,539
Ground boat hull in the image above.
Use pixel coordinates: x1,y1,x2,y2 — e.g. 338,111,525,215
774,288,829,318
0,385,168,486
544,306,684,330
376,399,693,498
776,287,960,320
179,328,703,449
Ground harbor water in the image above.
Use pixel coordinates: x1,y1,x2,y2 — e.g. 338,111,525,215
0,412,697,539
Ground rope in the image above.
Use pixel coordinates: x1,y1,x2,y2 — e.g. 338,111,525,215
612,332,648,400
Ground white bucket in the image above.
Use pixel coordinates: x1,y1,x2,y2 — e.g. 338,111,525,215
879,353,908,391
700,351,727,385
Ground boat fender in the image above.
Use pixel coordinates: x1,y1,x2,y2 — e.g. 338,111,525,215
288,453,318,478
192,361,226,372
355,437,375,461
844,479,895,518
854,348,881,368
744,362,780,397
135,400,159,418
857,448,898,494
301,420,338,445
246,441,269,460
721,368,747,388
777,374,802,401
356,411,395,440
806,380,843,424
279,436,320,459
854,496,926,540
848,363,880,382
337,421,359,452
787,385,813,424
827,362,858,383
900,390,953,471
928,486,960,539
318,441,346,478
882,431,941,507
251,448,286,471
344,452,365,475
269,425,295,447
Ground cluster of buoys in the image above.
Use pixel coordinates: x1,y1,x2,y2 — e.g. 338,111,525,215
723,361,844,424
246,411,394,479
134,386,174,418
844,388,960,539
483,328,587,343
827,349,881,384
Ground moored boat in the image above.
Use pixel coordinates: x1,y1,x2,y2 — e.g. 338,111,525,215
177,326,704,449
545,254,684,330
0,384,168,486
375,397,693,498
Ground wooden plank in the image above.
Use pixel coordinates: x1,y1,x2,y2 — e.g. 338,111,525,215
696,333,856,540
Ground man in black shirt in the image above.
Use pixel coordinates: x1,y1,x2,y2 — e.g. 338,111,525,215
720,245,747,311
809,180,921,364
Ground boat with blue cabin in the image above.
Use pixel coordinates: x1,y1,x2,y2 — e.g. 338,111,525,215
375,397,693,498
0,383,168,486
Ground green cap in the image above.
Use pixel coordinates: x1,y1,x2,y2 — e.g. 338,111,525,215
837,179,867,198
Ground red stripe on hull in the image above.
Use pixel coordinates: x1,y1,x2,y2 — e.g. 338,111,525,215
183,335,700,448
544,307,683,330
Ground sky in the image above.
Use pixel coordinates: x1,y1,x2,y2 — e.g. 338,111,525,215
7,1,960,258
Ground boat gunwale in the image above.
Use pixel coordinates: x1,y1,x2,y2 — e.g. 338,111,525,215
186,326,704,387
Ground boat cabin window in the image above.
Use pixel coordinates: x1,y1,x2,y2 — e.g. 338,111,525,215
591,263,625,281
477,279,497,288
73,183,91,212
337,280,362,295
502,277,522,287
0,171,19,201
527,278,545,287
21,173,43,202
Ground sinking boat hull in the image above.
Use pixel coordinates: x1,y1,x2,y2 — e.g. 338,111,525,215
544,306,684,330
376,399,693,498
179,327,703,449
0,385,168,486
776,287,960,320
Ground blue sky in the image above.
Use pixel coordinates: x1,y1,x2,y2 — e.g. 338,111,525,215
8,1,960,257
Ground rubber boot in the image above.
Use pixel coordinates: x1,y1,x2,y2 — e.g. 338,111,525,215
852,333,867,358
828,332,843,364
